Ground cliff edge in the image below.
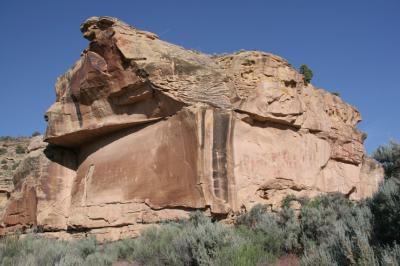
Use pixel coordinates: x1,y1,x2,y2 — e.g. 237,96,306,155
0,17,383,241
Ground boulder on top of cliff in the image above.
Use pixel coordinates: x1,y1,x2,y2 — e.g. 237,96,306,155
0,16,383,241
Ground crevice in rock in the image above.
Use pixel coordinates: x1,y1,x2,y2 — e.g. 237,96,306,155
331,156,361,166
70,95,83,127
234,109,301,132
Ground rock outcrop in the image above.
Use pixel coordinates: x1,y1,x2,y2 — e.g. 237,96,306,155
0,17,383,241
0,137,30,210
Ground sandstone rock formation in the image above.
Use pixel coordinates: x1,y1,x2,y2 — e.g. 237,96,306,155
0,137,29,210
0,16,383,241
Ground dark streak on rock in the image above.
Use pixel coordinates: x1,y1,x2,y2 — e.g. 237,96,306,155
212,110,230,202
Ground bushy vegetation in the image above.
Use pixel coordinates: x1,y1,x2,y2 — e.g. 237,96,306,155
31,131,41,137
1,188,399,266
373,141,400,180
0,141,399,265
299,64,313,84
0,148,6,156
0,213,275,266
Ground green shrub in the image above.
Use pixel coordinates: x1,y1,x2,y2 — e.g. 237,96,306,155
236,204,291,256
296,193,379,265
299,64,313,84
1,159,7,164
236,203,268,228
127,211,276,266
281,194,297,209
0,148,6,155
1,164,8,170
301,247,338,266
31,131,41,137
15,145,25,154
379,243,400,265
278,207,301,253
373,141,400,179
216,241,270,266
369,178,400,246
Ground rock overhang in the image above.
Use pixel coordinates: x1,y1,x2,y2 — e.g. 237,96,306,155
0,16,383,241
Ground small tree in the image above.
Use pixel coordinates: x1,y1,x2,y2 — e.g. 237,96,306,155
299,64,313,84
373,141,400,179
31,131,41,137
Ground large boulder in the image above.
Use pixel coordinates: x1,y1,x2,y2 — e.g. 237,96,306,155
0,17,383,241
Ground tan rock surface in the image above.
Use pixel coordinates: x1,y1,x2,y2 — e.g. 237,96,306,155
0,16,384,240
0,137,30,210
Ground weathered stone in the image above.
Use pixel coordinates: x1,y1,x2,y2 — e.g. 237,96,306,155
0,16,383,241
0,137,30,210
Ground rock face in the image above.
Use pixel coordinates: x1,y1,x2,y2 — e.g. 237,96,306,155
0,137,30,210
0,17,383,241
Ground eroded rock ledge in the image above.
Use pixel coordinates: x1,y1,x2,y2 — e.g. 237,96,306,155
0,16,383,241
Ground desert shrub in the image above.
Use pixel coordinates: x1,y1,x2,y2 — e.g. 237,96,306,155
0,148,6,155
297,193,379,265
379,244,400,265
299,194,351,247
236,204,297,256
299,64,313,84
373,141,400,179
0,235,74,266
301,247,338,266
236,203,268,228
236,204,284,254
31,131,41,137
15,145,25,154
278,207,301,253
1,164,8,170
130,225,186,265
215,238,271,266
369,178,400,246
130,211,269,266
281,194,297,209
122,210,279,265
1,159,6,164
331,91,341,97
0,235,114,266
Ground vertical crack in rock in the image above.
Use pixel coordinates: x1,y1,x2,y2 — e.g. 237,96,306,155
71,95,83,127
82,164,95,206
200,108,206,149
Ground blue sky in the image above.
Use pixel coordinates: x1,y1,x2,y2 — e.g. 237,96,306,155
0,0,399,153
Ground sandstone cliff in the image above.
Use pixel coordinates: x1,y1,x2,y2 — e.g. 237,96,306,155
0,137,29,210
0,16,383,241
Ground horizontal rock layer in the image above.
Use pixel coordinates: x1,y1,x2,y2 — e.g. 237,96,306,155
0,16,383,241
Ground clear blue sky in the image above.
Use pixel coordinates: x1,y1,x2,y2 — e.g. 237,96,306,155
0,0,399,153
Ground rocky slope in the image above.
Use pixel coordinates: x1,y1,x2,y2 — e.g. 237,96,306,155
0,16,383,241
0,137,29,210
